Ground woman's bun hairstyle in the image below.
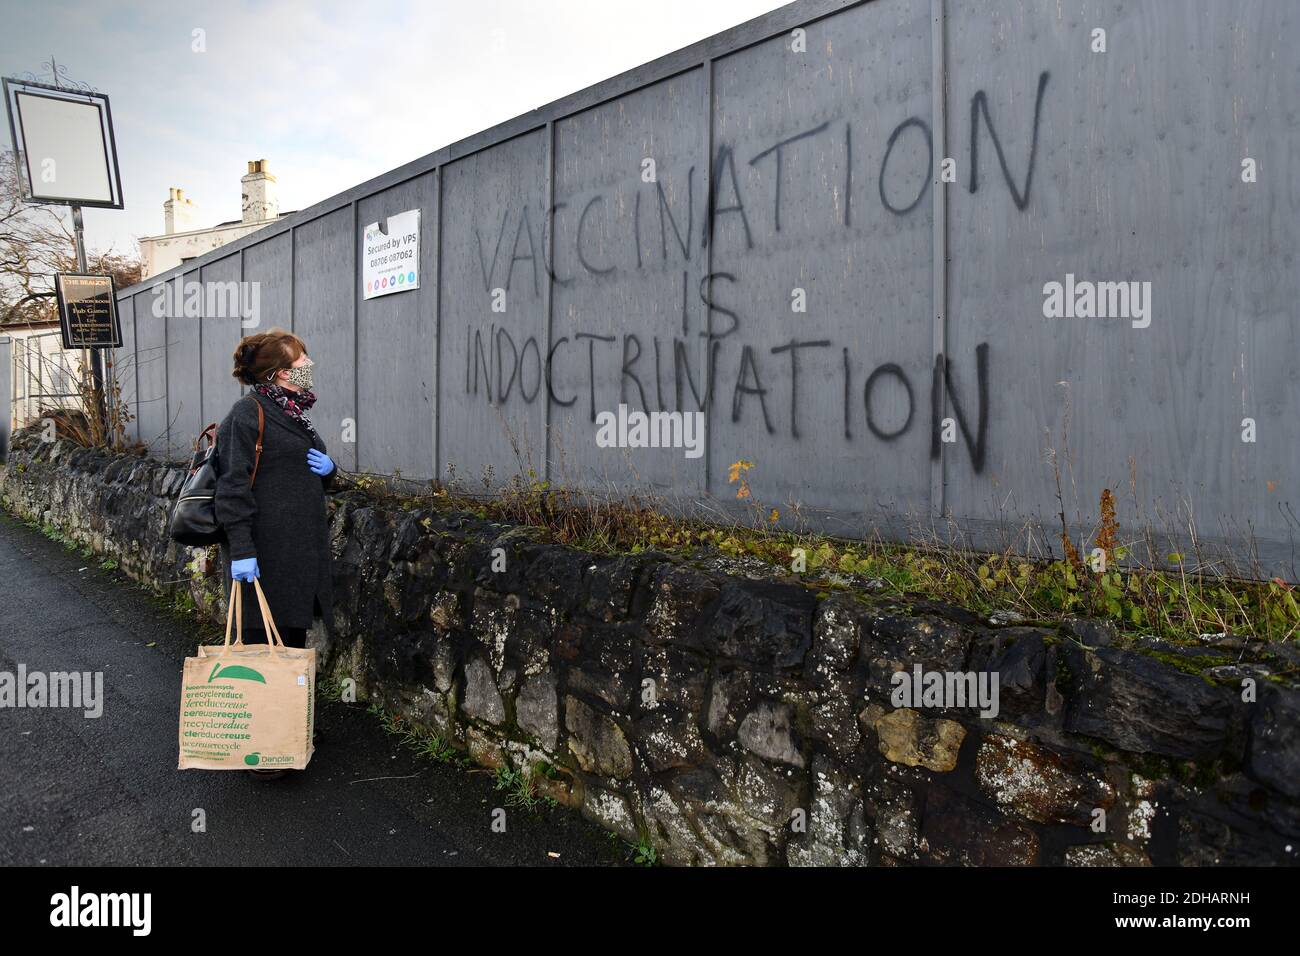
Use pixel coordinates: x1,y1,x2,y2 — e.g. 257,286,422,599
232,328,308,386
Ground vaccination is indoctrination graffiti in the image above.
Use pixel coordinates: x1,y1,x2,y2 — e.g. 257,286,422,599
111,0,1300,578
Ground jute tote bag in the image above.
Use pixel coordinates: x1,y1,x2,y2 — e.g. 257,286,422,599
178,578,316,770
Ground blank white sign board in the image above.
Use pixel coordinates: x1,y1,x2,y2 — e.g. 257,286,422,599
16,91,113,205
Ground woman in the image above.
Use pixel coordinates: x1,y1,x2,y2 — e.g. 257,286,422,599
214,328,337,778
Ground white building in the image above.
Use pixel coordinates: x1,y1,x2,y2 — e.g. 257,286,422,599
138,160,293,279
1,160,293,448
2,320,82,439
1,160,293,445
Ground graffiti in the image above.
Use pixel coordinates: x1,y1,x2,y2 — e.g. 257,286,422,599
878,117,932,216
747,120,831,233
969,71,1050,210
464,276,991,471
456,74,1051,477
864,362,914,442
472,72,1050,280
475,204,540,294
930,344,990,474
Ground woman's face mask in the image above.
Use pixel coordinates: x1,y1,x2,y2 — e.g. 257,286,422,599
285,357,315,389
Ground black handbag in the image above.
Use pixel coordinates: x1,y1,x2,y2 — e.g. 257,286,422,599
168,395,264,546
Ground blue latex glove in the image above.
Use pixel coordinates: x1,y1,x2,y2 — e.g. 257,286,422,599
307,448,335,476
231,557,260,582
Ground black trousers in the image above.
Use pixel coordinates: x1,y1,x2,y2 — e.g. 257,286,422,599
241,626,309,649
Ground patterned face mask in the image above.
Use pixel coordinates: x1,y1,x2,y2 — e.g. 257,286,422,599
285,357,314,389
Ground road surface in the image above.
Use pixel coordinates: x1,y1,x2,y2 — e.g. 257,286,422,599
0,509,621,866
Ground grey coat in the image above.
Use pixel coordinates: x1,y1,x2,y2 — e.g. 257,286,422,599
214,390,335,633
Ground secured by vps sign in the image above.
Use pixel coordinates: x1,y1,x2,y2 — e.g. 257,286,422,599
54,273,121,348
362,208,420,300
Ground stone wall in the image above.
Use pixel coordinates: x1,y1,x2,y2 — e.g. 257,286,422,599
2,430,1297,866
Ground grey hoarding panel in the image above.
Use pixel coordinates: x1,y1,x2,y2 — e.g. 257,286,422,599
550,68,709,495
0,337,10,460
199,254,246,429
943,0,1300,573
132,288,168,455
707,0,934,523
165,269,202,458
439,129,549,486
241,230,291,339
294,206,356,472
110,293,138,444
106,0,1299,576
356,172,438,480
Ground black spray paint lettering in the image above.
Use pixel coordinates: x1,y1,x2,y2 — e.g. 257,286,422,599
473,71,1052,281
969,71,1050,210
462,74,1042,476
930,343,990,473
748,121,832,233
464,324,992,476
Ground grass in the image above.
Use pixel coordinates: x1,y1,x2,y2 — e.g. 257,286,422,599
362,695,563,814
338,467,1300,650
493,764,559,813
365,697,473,769
12,421,1297,648
316,673,343,701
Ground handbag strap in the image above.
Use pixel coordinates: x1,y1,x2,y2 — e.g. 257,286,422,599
246,394,265,487
186,424,218,474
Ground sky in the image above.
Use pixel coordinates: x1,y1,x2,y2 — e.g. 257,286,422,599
0,0,789,257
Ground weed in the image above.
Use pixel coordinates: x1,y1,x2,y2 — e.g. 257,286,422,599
631,826,659,866
325,465,1300,648
493,764,556,813
366,697,473,769
416,734,462,765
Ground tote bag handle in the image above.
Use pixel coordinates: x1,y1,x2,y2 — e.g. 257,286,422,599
221,577,285,654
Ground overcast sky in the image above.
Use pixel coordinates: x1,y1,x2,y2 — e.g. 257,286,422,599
0,0,788,256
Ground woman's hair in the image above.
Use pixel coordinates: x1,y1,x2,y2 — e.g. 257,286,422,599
232,328,307,385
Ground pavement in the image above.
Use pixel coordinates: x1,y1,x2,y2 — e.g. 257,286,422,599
0,508,624,867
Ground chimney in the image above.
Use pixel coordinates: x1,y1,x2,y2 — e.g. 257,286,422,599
240,159,279,223
163,187,197,234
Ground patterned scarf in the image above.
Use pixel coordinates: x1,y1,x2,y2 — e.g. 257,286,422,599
253,382,319,438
